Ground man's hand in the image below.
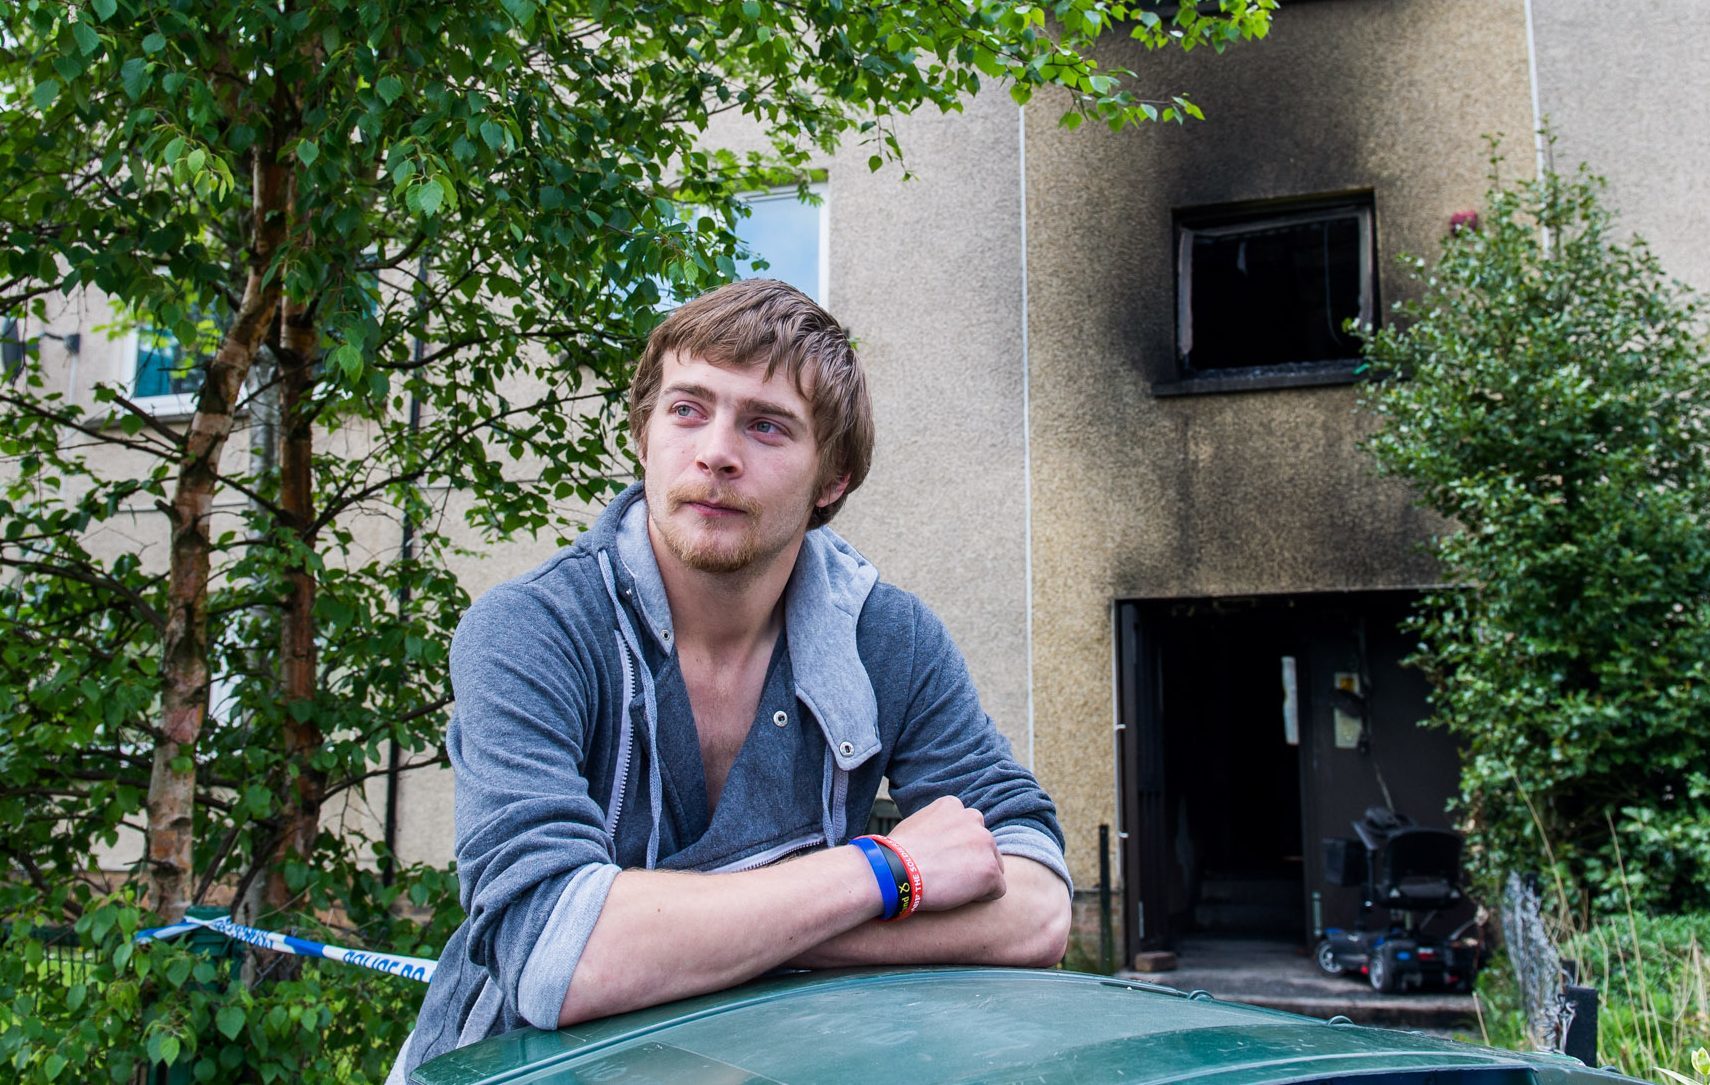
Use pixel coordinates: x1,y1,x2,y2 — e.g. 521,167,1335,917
885,795,1006,911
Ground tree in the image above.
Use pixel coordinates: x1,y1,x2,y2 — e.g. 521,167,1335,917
1361,153,1710,914
1,0,1276,936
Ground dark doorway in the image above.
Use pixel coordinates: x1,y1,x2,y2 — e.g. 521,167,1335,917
1160,603,1306,939
1116,592,1459,959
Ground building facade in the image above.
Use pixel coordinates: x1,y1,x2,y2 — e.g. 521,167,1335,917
23,0,1708,963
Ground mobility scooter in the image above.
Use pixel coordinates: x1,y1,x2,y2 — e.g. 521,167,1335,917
1314,807,1481,993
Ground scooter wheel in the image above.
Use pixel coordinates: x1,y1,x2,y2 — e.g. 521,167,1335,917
1314,939,1347,977
1370,944,1400,993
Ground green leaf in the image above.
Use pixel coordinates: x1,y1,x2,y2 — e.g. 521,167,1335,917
121,57,150,100
376,74,404,105
92,0,118,19
415,180,442,216
142,32,167,54
479,120,505,150
331,344,363,377
159,1035,181,1066
43,1053,67,1081
33,80,60,111
296,140,319,166
73,21,101,56
165,955,192,987
216,1005,245,1041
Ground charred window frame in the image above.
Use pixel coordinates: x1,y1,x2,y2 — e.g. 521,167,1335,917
1159,195,1377,396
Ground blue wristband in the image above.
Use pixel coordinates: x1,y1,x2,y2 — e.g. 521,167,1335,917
851,837,900,920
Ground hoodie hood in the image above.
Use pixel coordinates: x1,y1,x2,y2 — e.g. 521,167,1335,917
590,483,882,771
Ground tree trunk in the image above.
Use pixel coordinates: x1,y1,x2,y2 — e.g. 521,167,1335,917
262,296,322,917
146,149,292,923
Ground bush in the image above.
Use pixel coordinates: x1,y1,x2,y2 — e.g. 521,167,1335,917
0,883,456,1083
1361,148,1710,914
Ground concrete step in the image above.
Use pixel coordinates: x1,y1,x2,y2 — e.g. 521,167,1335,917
1117,935,1478,1033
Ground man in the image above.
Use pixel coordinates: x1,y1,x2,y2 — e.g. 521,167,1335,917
391,279,1071,1081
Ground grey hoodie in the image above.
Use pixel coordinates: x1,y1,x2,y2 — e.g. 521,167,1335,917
395,484,1068,1080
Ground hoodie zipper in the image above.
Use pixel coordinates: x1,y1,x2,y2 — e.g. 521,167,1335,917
713,833,825,874
604,630,636,837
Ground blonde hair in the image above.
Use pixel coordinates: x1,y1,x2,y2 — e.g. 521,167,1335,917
629,279,873,528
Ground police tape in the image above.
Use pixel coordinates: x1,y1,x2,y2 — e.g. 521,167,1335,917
135,914,438,983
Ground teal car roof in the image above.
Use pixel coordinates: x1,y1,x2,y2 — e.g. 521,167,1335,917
412,967,1622,1085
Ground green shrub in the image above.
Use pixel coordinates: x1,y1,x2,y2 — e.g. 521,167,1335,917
1361,149,1710,914
0,883,456,1083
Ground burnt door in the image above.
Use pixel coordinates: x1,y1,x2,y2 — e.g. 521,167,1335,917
1115,602,1170,951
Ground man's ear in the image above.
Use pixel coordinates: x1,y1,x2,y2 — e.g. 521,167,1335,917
815,471,850,510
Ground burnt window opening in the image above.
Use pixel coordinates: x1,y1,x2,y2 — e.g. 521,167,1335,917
1176,198,1375,376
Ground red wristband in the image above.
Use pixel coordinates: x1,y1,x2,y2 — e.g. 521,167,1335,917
868,835,923,920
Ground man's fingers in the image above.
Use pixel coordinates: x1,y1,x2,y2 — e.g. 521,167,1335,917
884,795,1008,912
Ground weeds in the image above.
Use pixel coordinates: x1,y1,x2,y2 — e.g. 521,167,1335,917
1473,911,1710,1082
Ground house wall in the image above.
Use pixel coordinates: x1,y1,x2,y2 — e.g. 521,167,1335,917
1529,0,1710,294
1021,0,1537,883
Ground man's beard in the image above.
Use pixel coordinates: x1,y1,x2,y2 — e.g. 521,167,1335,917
653,483,770,574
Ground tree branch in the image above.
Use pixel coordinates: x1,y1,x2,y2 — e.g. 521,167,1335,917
0,557,167,633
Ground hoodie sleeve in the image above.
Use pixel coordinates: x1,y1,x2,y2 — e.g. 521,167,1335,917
881,594,1072,893
446,579,623,1029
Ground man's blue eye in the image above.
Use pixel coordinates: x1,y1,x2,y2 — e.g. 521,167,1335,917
672,404,693,417
754,420,778,434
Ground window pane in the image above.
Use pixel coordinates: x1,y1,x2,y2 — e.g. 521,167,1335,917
736,194,822,303
134,327,204,398
1184,211,1366,371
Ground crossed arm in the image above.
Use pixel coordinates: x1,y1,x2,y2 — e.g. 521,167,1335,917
557,797,1073,1027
